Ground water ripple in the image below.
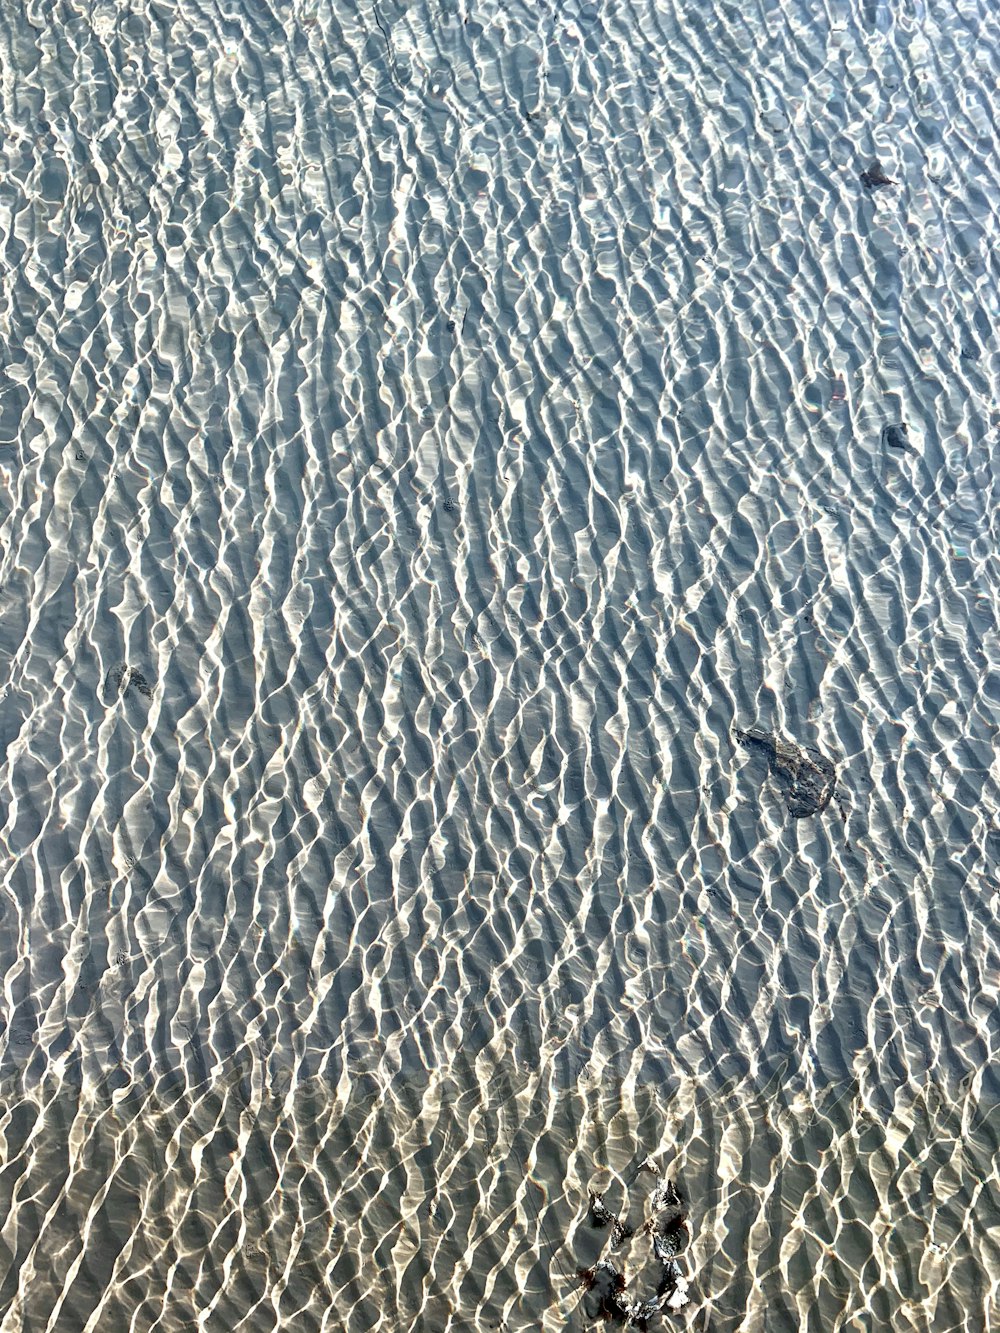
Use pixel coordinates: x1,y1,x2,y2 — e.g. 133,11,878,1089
0,0,998,1326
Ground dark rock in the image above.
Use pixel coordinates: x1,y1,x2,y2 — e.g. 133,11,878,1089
735,728,836,818
881,422,909,450
660,1259,685,1288
860,159,895,189
651,1178,684,1212
654,1240,692,1313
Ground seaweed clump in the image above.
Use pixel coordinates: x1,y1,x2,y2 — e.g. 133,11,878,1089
881,423,909,451
735,728,835,818
589,1191,634,1247
860,159,895,189
578,1260,629,1321
645,1177,689,1261
106,663,155,703
577,1177,692,1325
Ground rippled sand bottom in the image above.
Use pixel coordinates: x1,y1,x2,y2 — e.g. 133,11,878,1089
1,0,1000,1323
0,1050,995,1331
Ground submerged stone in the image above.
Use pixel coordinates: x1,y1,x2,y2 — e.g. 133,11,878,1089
651,1224,688,1263
130,670,154,699
664,1284,690,1311
735,728,836,818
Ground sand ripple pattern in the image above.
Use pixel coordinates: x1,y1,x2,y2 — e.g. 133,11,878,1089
0,0,998,1326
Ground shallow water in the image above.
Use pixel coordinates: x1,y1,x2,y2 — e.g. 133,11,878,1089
0,0,998,1327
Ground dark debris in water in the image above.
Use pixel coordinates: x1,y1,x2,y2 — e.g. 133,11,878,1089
589,1191,634,1247
578,1178,691,1324
881,422,910,450
645,1178,690,1261
578,1260,629,1322
625,1296,670,1328
106,662,155,703
735,728,836,818
860,159,895,189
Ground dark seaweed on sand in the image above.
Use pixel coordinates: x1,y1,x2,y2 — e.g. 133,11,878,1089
645,1177,690,1261
881,423,909,450
860,159,895,189
106,663,155,702
589,1191,634,1246
579,1178,691,1324
578,1260,629,1321
735,728,835,818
